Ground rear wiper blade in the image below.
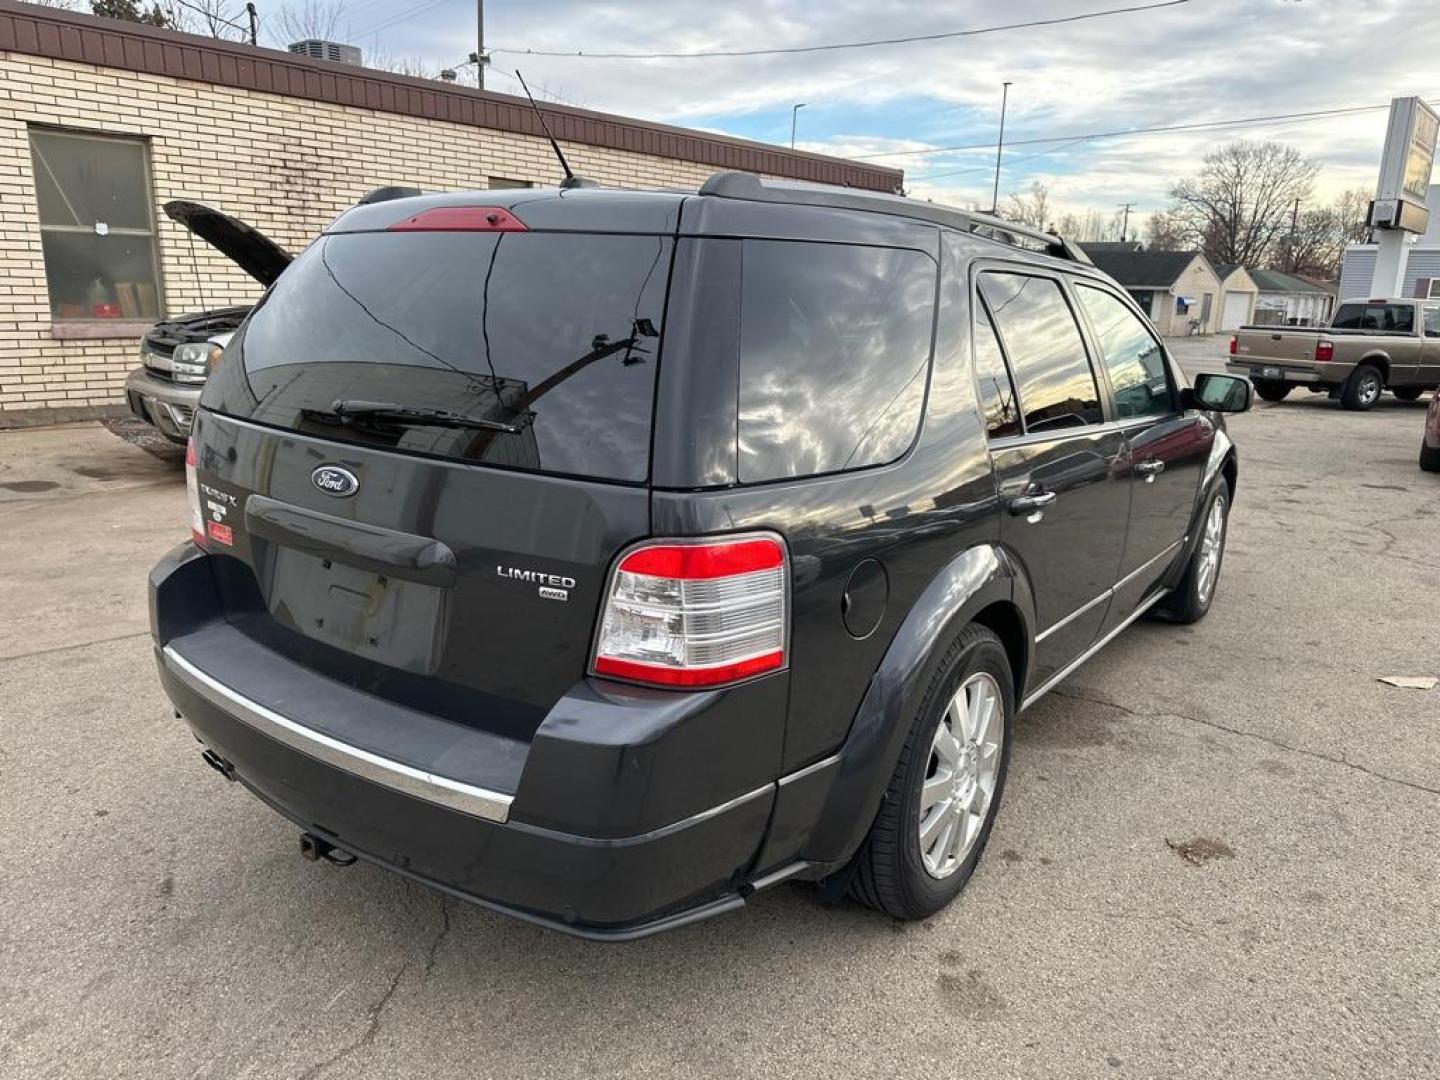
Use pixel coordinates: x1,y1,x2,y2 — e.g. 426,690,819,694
328,399,523,434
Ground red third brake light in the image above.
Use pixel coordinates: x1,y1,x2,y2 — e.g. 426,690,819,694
592,534,789,689
387,206,528,233
1315,340,1335,362
1228,336,1237,355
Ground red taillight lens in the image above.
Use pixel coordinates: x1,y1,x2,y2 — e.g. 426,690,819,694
1315,340,1334,362
387,206,527,232
185,438,206,548
592,534,788,688
1228,336,1237,355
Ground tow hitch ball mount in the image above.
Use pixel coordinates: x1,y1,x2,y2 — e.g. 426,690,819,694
299,832,357,867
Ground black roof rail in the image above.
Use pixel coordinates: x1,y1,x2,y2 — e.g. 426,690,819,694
697,171,1092,266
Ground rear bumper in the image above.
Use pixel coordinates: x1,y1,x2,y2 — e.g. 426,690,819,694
149,545,839,938
1225,360,1337,384
124,367,202,440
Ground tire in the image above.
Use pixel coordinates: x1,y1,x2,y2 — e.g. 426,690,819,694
850,625,1013,920
1392,387,1425,402
1422,441,1440,472
1340,365,1384,411
1251,379,1291,402
1153,480,1230,624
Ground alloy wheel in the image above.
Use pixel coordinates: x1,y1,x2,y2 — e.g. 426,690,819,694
1195,494,1227,605
919,672,1004,879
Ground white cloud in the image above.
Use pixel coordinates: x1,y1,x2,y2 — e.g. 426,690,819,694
374,0,1440,212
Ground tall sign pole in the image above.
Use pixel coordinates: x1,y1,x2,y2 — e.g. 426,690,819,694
1369,96,1437,296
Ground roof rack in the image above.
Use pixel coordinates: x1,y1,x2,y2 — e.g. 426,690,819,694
698,171,1092,266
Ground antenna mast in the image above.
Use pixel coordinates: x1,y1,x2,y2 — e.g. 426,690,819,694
515,70,592,189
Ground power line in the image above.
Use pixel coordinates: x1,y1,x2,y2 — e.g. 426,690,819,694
488,0,1190,60
912,137,1094,182
353,0,452,38
851,103,1392,161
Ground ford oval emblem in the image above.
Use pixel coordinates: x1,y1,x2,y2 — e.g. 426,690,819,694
311,465,359,497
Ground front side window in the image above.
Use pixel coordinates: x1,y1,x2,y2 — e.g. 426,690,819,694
28,129,162,322
737,240,936,482
979,272,1101,432
1075,284,1174,420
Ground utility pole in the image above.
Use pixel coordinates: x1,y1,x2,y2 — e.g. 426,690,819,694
990,81,1012,215
790,103,806,149
1288,197,1300,271
476,0,485,89
1117,202,1135,242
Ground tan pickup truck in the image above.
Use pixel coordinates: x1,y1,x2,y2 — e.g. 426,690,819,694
1227,299,1440,410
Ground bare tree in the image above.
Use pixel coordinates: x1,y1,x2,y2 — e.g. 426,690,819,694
1053,208,1123,243
1169,141,1319,268
157,0,249,40
1004,180,1051,231
1144,208,1191,251
271,0,343,45
1276,187,1377,279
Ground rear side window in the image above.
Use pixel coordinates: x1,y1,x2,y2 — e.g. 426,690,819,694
737,241,936,482
207,231,671,482
1074,284,1174,419
1423,305,1440,336
1331,303,1414,332
979,272,1101,432
972,303,1021,438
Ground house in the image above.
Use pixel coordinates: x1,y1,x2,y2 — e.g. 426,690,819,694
1247,270,1336,326
1085,249,1224,335
1212,265,1259,331
0,1,900,423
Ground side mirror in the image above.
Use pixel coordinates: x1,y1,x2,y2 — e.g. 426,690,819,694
1186,373,1252,413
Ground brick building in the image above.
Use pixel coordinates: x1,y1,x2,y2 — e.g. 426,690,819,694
0,0,900,423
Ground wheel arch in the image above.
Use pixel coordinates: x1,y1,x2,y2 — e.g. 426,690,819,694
797,542,1033,870
1357,352,1391,381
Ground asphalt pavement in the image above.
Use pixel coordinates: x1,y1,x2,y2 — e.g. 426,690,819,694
2,352,1437,1079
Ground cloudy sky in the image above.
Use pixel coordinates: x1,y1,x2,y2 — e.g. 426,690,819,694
314,0,1439,219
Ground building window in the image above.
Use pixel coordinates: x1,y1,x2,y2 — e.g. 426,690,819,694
487,176,534,189
28,128,163,322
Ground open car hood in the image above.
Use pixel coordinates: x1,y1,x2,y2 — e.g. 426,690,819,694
163,200,292,287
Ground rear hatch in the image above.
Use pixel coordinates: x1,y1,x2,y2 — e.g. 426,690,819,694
193,195,678,738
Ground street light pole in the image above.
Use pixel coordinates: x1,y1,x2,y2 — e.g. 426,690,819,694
990,81,1012,215
790,103,807,149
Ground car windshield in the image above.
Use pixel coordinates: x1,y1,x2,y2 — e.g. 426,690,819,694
203,230,671,483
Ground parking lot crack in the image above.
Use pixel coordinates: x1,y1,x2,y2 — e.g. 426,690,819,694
1052,688,1440,799
297,961,406,1080
423,897,452,980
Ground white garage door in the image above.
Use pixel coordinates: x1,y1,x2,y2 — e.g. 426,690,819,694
1220,291,1251,331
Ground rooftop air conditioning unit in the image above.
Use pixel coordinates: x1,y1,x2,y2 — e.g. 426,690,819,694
288,39,362,65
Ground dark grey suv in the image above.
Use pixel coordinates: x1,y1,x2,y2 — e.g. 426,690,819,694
150,174,1250,939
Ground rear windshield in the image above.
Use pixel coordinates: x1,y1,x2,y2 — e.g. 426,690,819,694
205,231,671,482
1331,302,1414,333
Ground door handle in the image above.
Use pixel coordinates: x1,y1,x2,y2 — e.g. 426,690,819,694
1008,488,1057,519
1135,459,1165,481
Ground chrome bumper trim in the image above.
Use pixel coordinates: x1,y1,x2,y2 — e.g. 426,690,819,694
162,645,514,823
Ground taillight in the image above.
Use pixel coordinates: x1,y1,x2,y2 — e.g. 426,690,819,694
1315,340,1334,362
1228,336,1237,355
592,534,788,688
387,206,527,232
185,438,206,549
